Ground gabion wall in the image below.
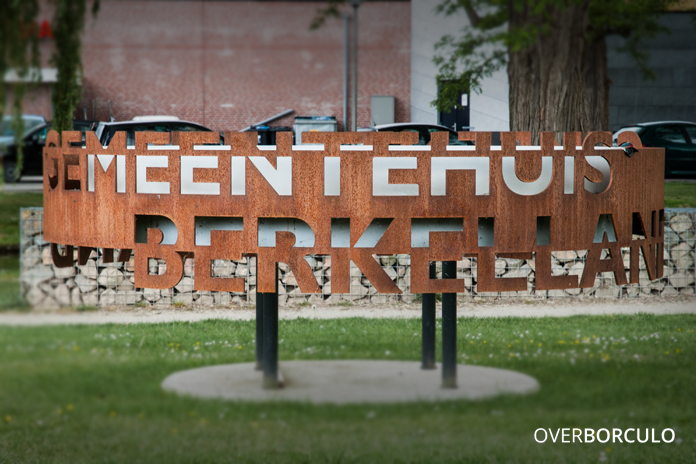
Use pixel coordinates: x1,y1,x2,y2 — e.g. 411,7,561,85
19,208,696,308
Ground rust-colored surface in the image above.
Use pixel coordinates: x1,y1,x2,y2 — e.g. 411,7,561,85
43,129,664,294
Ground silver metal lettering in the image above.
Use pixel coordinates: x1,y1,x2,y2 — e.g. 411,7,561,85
431,157,489,196
195,216,243,246
411,218,463,248
331,218,350,248
136,156,170,194
373,157,418,196
564,156,574,194
258,218,315,247
181,156,219,195
135,215,177,245
593,214,617,243
249,156,292,196
324,157,341,196
584,156,611,194
354,218,393,248
231,157,245,195
502,156,553,196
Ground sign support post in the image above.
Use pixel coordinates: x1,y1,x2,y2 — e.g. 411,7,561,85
441,261,457,388
421,262,436,369
255,289,264,371
262,265,280,389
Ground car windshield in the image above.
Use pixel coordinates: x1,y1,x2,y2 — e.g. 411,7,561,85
425,127,472,145
448,131,471,145
682,125,696,143
613,126,643,143
103,122,210,145
0,116,45,137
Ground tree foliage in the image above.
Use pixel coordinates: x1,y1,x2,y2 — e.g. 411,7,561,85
0,0,41,167
433,0,681,117
51,0,100,134
309,0,347,30
1,0,98,179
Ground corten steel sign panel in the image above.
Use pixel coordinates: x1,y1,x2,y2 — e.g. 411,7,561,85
43,130,664,295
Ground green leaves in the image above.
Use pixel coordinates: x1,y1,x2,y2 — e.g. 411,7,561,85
0,0,40,181
0,1,98,148
310,0,345,30
51,0,93,134
432,0,682,114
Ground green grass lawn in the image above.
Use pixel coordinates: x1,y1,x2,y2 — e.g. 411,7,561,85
0,192,42,310
665,183,696,208
0,254,27,311
0,192,43,248
1,315,694,463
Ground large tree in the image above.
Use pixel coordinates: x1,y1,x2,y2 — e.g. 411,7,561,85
434,0,681,142
1,0,98,178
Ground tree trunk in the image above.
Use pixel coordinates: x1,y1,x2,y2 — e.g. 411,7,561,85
507,1,609,143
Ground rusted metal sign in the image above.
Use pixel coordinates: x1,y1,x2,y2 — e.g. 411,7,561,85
43,130,664,294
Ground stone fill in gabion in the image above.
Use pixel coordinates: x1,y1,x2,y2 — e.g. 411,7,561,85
19,208,696,308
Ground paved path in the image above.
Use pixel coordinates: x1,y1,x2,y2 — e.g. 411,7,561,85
0,178,42,193
1,297,694,326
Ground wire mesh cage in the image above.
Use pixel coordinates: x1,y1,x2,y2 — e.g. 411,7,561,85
20,208,696,308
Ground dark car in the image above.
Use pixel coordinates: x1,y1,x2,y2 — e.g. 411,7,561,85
613,121,696,178
0,114,47,148
0,120,99,183
361,123,473,145
1,123,52,183
1,117,215,183
94,116,212,146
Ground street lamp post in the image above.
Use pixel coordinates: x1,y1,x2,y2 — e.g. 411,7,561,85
350,0,364,132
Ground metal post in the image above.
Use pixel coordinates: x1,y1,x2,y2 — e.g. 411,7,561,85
255,289,264,371
421,261,436,369
262,265,279,389
343,13,350,132
350,0,363,131
442,260,457,388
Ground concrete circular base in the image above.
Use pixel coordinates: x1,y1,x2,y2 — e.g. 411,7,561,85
162,360,539,404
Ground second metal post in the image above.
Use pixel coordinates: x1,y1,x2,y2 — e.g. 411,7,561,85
262,266,279,389
442,260,457,388
421,262,436,369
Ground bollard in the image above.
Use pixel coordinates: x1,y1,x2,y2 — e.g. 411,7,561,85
421,261,436,369
441,260,457,388
262,266,279,389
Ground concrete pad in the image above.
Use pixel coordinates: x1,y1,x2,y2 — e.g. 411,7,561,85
162,360,539,404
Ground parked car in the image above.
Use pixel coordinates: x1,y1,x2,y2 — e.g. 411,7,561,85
94,116,213,146
0,114,47,148
1,123,52,183
1,117,215,183
360,123,473,146
613,121,696,178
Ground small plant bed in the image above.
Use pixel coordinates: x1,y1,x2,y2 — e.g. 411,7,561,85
1,314,694,462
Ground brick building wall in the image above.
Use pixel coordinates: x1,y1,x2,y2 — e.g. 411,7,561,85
75,0,410,131
4,85,53,119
